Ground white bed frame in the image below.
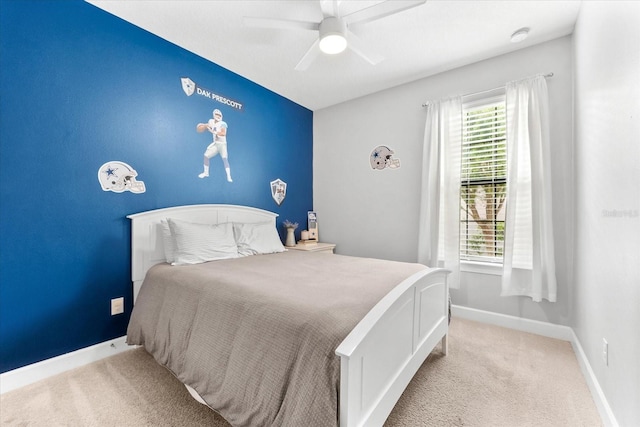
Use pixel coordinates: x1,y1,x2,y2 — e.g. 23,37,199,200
127,204,449,427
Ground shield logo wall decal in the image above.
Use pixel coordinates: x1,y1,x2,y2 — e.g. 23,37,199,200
181,77,196,96
270,179,287,206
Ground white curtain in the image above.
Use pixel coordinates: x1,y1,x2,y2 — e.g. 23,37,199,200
418,97,462,288
501,75,557,302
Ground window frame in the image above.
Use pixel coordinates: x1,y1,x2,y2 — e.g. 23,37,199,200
459,92,507,268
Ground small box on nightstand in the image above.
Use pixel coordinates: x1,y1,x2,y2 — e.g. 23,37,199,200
288,242,336,254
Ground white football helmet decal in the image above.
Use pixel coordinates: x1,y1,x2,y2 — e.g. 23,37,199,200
370,145,400,170
98,161,146,194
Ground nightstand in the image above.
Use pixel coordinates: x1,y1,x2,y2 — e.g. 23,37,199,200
288,242,336,254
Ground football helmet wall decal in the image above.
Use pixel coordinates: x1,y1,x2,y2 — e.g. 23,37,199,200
98,161,146,194
370,145,400,170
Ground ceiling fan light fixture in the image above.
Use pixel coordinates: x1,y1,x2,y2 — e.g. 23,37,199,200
320,34,347,54
319,17,347,54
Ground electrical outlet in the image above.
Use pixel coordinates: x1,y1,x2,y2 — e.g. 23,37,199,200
111,297,124,315
602,338,608,366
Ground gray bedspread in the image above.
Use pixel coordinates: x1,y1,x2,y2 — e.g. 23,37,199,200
126,250,427,427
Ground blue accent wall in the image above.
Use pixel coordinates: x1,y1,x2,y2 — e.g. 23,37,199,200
0,0,313,373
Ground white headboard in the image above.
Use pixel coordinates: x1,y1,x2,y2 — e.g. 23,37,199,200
127,204,278,301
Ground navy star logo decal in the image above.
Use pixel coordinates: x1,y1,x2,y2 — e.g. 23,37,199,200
103,166,118,178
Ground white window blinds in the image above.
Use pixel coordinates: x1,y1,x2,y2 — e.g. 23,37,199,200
460,95,507,263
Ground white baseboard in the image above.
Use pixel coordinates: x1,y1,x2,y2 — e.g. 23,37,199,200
0,336,131,394
451,305,618,427
451,304,574,340
568,329,619,427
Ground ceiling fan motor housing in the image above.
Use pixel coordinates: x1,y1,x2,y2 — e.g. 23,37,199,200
319,16,347,54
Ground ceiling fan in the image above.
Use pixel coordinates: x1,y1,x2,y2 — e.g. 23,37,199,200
243,0,427,71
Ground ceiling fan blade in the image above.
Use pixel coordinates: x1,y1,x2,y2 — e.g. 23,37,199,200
295,40,321,71
346,31,384,65
243,16,319,32
319,0,341,17
344,0,426,26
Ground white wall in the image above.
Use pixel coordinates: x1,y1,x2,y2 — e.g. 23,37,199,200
573,2,640,426
314,36,574,325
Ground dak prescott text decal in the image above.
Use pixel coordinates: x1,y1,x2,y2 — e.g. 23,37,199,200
181,77,243,111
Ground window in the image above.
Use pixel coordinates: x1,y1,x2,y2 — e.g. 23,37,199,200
460,95,507,264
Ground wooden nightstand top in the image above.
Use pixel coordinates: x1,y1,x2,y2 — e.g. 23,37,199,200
287,242,336,253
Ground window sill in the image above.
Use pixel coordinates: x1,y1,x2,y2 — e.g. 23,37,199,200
460,260,503,276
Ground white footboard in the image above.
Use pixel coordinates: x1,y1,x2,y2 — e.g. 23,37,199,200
335,268,449,427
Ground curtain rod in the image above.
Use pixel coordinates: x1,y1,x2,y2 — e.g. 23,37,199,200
421,72,554,107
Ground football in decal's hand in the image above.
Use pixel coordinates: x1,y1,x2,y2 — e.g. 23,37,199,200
196,123,208,133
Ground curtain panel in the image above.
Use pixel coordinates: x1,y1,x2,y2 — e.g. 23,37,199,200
501,75,557,302
418,97,462,288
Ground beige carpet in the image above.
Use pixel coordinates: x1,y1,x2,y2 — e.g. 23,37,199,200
0,318,602,426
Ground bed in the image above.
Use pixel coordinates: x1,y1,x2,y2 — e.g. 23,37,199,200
126,204,449,427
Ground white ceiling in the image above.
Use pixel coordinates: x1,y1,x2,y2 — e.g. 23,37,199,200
86,0,581,111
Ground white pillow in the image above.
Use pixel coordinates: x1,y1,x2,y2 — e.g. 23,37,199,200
160,219,176,264
167,218,239,265
233,222,285,256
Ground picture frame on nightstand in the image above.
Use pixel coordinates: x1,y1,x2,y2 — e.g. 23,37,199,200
307,211,318,241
